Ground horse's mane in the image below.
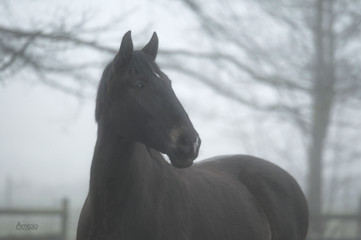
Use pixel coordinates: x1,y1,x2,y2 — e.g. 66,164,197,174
95,63,112,122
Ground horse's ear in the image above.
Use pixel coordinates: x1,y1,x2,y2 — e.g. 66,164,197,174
141,32,158,60
114,30,133,69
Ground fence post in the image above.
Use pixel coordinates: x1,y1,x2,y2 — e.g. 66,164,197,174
61,198,69,240
358,196,361,240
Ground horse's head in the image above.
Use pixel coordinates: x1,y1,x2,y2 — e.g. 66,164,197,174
96,31,200,168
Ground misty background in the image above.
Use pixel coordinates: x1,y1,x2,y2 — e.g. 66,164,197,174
1,0,360,239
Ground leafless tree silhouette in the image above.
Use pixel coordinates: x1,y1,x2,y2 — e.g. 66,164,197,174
160,0,361,238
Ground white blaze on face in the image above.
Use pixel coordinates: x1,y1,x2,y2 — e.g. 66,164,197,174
154,72,161,79
194,136,200,154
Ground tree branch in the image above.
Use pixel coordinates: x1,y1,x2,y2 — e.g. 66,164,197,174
159,49,310,92
0,25,116,54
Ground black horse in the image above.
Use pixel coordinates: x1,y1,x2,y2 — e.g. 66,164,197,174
77,31,309,240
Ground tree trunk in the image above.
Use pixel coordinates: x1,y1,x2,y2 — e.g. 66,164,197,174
308,0,336,238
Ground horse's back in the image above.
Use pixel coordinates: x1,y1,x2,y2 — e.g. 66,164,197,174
197,155,309,240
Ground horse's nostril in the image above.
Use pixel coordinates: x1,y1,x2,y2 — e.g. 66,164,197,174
180,136,191,145
178,136,193,154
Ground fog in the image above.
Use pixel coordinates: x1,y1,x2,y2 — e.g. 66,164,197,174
1,0,361,239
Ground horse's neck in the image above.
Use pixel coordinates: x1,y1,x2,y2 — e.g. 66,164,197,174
89,125,164,217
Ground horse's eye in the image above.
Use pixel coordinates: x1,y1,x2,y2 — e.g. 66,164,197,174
133,81,145,89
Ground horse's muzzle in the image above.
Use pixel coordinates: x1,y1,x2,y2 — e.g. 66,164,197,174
168,134,201,168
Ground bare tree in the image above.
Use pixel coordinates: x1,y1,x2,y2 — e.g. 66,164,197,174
2,1,361,237
160,0,361,238
0,1,123,97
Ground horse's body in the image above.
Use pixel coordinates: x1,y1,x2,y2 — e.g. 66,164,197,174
77,31,308,240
